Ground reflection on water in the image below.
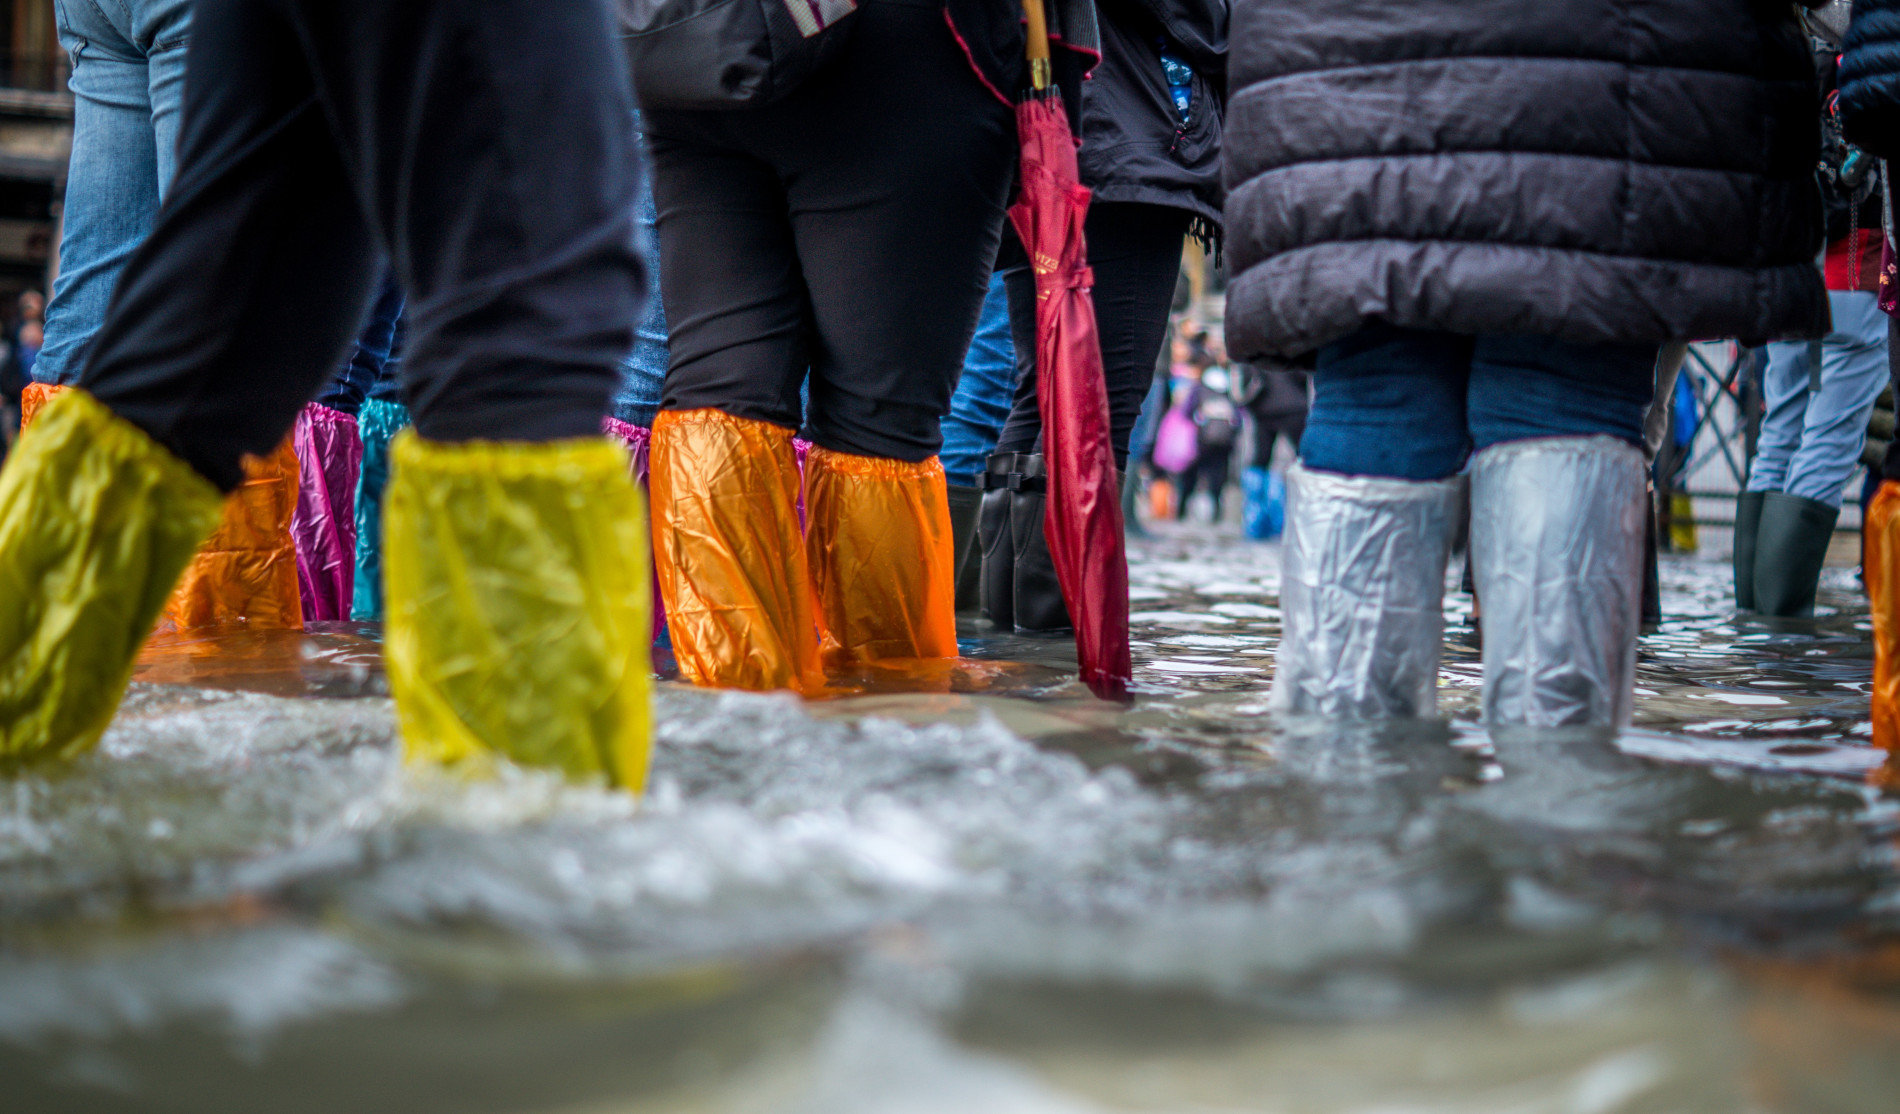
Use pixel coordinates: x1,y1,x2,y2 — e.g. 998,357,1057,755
5,524,1900,1112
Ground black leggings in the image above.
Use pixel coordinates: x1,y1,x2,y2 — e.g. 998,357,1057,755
646,0,1016,463
994,202,1190,467
77,0,644,491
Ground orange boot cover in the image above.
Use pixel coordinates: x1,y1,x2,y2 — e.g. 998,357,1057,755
1869,482,1900,785
19,382,64,429
163,437,304,631
651,409,822,692
804,446,957,667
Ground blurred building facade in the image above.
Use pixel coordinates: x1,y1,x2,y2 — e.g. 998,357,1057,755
0,0,67,306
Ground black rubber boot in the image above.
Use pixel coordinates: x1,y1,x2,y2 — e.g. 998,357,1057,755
1751,491,1839,618
1732,490,1765,612
947,482,983,613
978,484,1013,627
975,452,1073,633
1009,486,1073,632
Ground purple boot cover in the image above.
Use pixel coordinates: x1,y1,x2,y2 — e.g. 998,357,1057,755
292,403,364,622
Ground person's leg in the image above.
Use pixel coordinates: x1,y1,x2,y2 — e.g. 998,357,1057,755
611,135,669,430
1746,340,1815,496
942,272,1016,486
34,2,165,386
642,120,822,692
779,0,1014,659
281,0,651,786
943,271,1014,612
1271,325,1468,719
1465,336,1655,727
1301,325,1473,479
1751,293,1890,616
994,203,1191,468
1778,293,1890,508
0,0,371,763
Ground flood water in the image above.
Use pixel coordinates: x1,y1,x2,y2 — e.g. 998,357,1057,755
5,525,1900,1113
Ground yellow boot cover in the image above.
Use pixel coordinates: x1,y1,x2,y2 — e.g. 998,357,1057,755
0,389,222,765
164,437,304,631
651,409,823,693
805,446,958,666
383,432,652,792
1868,482,1900,777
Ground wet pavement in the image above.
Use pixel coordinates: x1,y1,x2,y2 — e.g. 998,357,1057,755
4,524,1900,1113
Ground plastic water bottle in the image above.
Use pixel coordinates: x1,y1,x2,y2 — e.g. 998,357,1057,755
1160,47,1193,127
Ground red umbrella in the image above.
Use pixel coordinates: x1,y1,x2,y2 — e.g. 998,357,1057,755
1011,0,1132,702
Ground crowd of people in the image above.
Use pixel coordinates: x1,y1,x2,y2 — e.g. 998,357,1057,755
2,0,1900,793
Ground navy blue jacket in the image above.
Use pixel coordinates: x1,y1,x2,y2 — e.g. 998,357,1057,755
1842,0,1900,158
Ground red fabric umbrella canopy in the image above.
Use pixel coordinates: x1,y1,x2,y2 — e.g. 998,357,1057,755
1009,91,1132,702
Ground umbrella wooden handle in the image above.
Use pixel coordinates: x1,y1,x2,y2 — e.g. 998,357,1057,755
1022,0,1051,92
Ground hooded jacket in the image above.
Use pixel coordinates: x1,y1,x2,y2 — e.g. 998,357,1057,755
1224,0,1829,360
1078,0,1228,237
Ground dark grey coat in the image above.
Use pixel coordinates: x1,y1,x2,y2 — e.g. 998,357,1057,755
1223,0,1830,360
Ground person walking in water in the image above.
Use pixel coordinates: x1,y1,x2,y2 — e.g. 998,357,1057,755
0,0,654,791
1227,0,1825,727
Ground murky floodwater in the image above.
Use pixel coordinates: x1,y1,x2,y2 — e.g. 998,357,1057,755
5,525,1900,1113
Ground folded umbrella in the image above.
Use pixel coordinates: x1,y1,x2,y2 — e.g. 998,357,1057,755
1011,0,1131,701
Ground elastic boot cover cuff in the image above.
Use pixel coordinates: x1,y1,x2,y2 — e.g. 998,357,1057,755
384,432,652,791
1869,481,1900,755
651,409,822,693
806,447,958,665
291,403,362,622
0,388,223,765
1269,463,1460,719
1472,436,1646,728
165,436,303,631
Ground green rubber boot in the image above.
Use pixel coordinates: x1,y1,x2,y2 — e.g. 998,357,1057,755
1751,491,1839,618
1732,490,1765,612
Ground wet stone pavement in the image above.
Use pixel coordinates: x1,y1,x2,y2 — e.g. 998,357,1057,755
4,524,1900,1113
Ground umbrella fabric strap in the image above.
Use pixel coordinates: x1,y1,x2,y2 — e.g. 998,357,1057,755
1032,265,1095,292
977,451,1048,493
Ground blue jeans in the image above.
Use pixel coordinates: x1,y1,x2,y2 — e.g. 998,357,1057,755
317,273,404,415
36,0,192,385
940,271,1015,485
611,130,668,428
1301,325,1658,481
1748,291,1889,509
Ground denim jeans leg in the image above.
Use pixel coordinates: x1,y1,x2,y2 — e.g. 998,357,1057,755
1748,339,1819,495
1465,335,1656,451
1780,291,1890,508
939,270,1016,485
136,0,194,189
1300,323,1472,481
37,5,158,385
612,128,667,428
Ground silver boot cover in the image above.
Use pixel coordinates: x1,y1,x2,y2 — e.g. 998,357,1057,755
1270,464,1461,719
1471,436,1647,728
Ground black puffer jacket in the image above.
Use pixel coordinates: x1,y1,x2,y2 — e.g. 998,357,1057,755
1842,0,1900,157
1224,0,1828,360
1078,0,1227,236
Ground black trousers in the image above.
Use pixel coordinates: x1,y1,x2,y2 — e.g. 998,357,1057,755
77,0,645,491
994,202,1190,468
646,0,1016,463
